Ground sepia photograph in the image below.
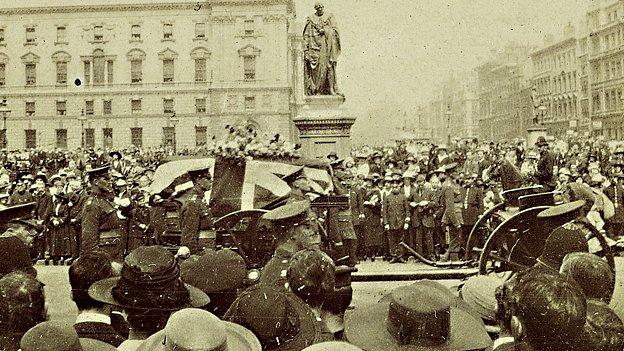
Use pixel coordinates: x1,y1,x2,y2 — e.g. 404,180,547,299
0,0,623,350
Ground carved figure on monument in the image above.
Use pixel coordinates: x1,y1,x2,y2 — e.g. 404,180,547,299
303,2,342,96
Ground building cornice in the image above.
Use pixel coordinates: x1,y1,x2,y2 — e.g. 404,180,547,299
0,0,295,16
530,37,576,58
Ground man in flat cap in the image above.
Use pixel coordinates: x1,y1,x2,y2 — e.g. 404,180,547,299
81,165,126,261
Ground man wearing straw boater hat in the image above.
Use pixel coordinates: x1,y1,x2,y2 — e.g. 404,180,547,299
88,245,210,349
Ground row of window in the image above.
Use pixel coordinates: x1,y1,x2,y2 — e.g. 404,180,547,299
0,20,257,46
13,126,211,149
591,88,623,113
534,49,576,72
0,53,256,86
591,57,624,82
17,96,259,117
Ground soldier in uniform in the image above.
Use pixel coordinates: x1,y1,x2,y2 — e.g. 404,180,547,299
80,165,126,261
180,169,214,254
382,177,410,263
258,200,321,289
459,173,484,257
439,163,463,261
328,172,358,267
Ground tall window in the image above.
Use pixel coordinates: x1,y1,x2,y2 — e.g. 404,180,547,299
107,60,114,84
25,102,35,117
195,126,207,147
85,128,95,149
25,64,36,86
0,64,5,86
131,127,142,147
85,100,94,115
195,23,206,38
94,25,103,41
103,128,113,149
56,26,67,43
245,96,255,110
163,59,174,83
195,98,206,113
163,98,174,114
56,61,67,85
244,20,255,36
195,58,206,82
244,56,256,80
26,27,35,44
131,60,142,83
131,99,141,114
93,50,105,85
84,61,91,85
163,23,173,40
56,100,66,116
0,29,5,44
25,129,36,149
103,100,112,115
131,25,141,40
56,129,68,149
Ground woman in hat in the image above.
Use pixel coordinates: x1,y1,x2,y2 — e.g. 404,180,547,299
361,174,383,261
88,246,210,349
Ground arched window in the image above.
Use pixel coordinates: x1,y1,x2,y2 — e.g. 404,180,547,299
52,51,71,85
127,49,146,84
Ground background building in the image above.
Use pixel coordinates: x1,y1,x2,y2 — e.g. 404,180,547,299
587,0,624,139
0,0,296,150
530,24,581,137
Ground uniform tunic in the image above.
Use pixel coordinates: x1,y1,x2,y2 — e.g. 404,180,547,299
81,196,126,261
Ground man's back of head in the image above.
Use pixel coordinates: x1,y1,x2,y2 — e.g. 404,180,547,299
69,250,113,310
560,252,614,304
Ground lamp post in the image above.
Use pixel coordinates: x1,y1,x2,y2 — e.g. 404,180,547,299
78,109,86,149
444,107,452,145
0,100,11,150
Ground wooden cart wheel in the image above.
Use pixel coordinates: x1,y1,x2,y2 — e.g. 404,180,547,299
464,202,506,261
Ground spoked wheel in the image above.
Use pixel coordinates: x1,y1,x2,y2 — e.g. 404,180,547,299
478,207,616,275
464,202,506,261
214,209,270,268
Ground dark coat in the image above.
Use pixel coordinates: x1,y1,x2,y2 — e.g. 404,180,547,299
80,196,125,260
74,322,126,347
349,187,365,226
362,189,383,247
441,179,462,228
382,191,410,230
536,150,556,189
180,195,213,254
460,185,484,226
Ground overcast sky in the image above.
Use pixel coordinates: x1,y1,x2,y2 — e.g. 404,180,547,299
293,0,592,143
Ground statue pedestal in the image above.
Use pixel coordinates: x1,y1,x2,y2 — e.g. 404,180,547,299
294,95,356,159
526,126,548,148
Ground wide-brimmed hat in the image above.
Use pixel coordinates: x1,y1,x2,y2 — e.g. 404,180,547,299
535,136,548,147
223,285,322,351
20,321,116,351
459,275,504,323
89,246,210,311
302,341,364,351
109,151,122,159
137,308,261,351
345,281,492,351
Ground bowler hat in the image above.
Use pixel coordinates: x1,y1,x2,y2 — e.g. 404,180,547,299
20,322,116,351
223,285,322,351
34,172,47,185
137,308,261,351
345,281,492,351
535,136,548,147
536,224,589,271
88,246,210,311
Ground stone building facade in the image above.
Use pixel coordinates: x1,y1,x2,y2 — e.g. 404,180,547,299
0,0,296,150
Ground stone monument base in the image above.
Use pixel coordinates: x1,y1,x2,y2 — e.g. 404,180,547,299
294,95,355,159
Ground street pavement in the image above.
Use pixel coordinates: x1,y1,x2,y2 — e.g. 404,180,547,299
35,257,624,327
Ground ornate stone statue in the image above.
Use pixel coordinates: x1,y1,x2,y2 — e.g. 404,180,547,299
303,2,342,96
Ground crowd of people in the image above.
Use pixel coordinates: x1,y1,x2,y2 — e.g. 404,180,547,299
0,130,623,350
332,135,624,263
